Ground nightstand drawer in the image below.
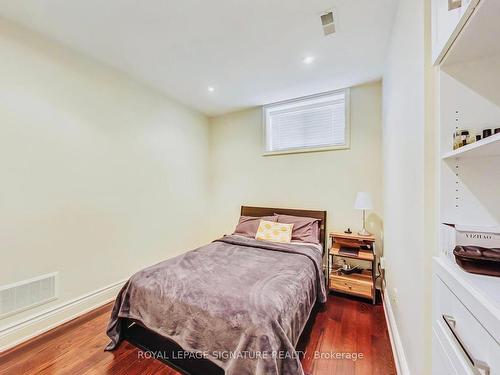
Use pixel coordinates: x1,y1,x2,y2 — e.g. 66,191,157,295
330,272,372,298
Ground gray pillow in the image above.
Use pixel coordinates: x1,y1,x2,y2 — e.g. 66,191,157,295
233,215,278,238
274,214,320,244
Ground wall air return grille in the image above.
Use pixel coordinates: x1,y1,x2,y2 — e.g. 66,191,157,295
320,11,336,36
0,273,57,318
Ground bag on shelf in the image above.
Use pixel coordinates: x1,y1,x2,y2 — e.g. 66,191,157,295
453,246,500,277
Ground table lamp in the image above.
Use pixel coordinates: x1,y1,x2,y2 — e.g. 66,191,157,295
354,192,373,236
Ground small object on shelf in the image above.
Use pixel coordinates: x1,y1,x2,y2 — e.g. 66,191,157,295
483,128,492,138
453,245,500,277
340,266,362,275
453,129,461,150
344,228,352,234
354,192,373,236
448,0,461,11
339,246,359,257
495,128,500,134
460,130,470,147
453,129,473,149
469,130,476,143
476,134,482,142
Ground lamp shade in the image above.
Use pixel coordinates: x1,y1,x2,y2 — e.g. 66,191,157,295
354,192,373,210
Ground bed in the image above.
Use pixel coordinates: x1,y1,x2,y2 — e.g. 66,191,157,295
106,206,327,375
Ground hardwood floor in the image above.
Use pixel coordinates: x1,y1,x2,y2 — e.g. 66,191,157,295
0,293,396,375
298,293,396,375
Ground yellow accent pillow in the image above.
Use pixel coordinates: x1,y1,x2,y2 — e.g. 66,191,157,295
255,220,294,243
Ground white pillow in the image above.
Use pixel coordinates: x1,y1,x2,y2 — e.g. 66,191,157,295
255,220,294,243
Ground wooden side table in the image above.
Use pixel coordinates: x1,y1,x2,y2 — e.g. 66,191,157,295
328,232,376,304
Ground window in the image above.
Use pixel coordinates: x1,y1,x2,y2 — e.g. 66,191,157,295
263,89,350,154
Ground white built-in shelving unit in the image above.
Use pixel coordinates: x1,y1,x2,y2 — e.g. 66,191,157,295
432,0,500,374
437,0,500,229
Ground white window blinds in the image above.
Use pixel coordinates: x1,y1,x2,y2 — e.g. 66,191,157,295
264,89,349,153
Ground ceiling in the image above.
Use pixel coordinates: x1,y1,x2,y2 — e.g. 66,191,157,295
0,0,397,116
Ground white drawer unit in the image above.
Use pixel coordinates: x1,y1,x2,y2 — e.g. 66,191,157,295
431,0,478,63
433,270,500,374
433,325,474,375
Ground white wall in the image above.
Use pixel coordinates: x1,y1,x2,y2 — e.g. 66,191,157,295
0,19,211,349
209,82,383,253
382,0,433,373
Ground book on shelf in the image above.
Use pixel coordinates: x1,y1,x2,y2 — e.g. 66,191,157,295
338,247,359,257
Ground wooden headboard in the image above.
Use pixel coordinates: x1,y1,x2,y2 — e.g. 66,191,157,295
240,206,327,249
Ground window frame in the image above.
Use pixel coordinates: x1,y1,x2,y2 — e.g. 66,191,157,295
262,88,351,156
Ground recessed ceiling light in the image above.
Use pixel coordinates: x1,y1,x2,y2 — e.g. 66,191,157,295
303,56,315,65
207,86,215,93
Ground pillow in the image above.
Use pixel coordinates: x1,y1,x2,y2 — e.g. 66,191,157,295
233,215,277,237
274,214,320,244
255,220,294,243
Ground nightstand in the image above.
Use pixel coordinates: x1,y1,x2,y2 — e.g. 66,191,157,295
328,232,376,304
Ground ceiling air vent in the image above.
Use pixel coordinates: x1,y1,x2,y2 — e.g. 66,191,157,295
320,11,336,36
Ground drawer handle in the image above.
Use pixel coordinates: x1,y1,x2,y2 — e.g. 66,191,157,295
448,0,462,11
442,315,490,375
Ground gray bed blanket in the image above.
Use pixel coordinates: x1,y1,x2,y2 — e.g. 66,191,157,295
106,235,327,375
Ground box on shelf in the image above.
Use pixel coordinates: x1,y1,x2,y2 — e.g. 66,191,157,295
441,224,500,258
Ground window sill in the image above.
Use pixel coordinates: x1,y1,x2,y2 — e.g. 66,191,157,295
262,144,350,156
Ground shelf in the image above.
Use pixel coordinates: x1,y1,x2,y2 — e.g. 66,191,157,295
329,269,372,283
443,0,500,66
442,132,500,160
441,222,500,233
330,244,374,261
329,231,376,242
